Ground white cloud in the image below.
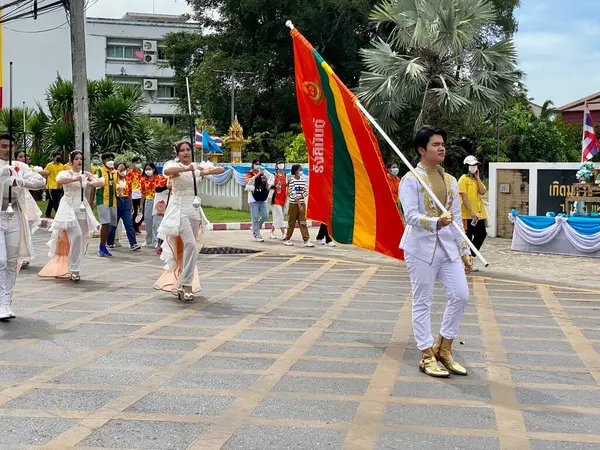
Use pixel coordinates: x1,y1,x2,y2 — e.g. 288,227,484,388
87,0,192,19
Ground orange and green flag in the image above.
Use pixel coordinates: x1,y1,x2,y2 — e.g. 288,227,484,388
290,27,404,260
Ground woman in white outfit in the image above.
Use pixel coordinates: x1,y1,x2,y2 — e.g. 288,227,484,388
154,141,224,301
14,151,47,268
39,151,104,282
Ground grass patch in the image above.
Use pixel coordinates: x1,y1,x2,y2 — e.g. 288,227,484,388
37,200,254,223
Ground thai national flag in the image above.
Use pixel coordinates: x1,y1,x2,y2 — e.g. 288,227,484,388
195,128,223,150
582,104,599,162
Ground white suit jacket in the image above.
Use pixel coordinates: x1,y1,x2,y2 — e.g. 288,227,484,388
399,164,470,264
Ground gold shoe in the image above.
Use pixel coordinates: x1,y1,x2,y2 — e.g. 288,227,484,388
419,348,450,378
433,335,468,376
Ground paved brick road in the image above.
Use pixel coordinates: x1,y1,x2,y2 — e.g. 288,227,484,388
0,233,599,449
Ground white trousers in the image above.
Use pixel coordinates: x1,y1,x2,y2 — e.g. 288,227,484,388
0,212,22,306
405,248,469,350
68,219,91,273
166,217,199,288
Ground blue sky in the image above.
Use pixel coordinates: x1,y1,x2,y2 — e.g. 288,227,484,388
89,0,596,108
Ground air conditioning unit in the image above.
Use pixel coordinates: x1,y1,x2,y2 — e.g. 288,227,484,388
144,53,157,64
142,40,157,52
143,79,158,91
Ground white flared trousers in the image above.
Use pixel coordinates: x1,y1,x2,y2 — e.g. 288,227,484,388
167,217,200,288
405,248,469,350
0,212,22,306
67,219,91,273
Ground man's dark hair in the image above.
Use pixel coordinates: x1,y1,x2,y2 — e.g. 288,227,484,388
414,126,447,152
52,151,62,157
386,162,397,169
0,133,16,143
101,153,114,161
276,158,285,165
251,158,261,166
131,156,142,163
92,153,100,158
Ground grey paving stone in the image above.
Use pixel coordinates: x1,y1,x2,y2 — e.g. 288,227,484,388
53,367,153,386
121,302,189,313
274,375,370,396
51,301,119,311
95,350,182,367
220,297,272,307
236,330,305,341
375,432,500,450
347,301,401,311
150,326,223,338
582,329,600,340
251,318,317,329
291,359,377,374
523,410,599,434
283,299,335,308
267,308,326,318
71,323,143,335
174,315,242,327
493,305,547,314
0,364,48,382
489,297,546,306
91,313,164,324
306,345,386,360
516,387,600,407
5,388,121,411
573,317,600,328
328,320,396,333
1,347,86,363
201,305,257,316
339,309,398,321
397,364,489,380
40,332,119,349
128,392,236,416
495,315,558,326
80,419,209,449
0,417,76,445
403,348,485,364
500,327,566,339
215,341,291,354
122,338,201,351
385,404,496,429
191,355,276,371
252,397,359,422
507,353,585,368
318,332,391,345
565,307,600,317
392,381,491,402
530,441,600,450
502,339,574,353
511,369,595,385
21,310,90,324
164,371,260,390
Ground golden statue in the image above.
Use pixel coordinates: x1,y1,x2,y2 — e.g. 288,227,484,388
224,115,250,164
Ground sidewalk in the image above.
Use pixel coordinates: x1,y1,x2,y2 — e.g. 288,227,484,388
204,230,600,291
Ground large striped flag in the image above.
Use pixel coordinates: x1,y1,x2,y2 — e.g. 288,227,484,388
582,103,599,162
290,27,404,260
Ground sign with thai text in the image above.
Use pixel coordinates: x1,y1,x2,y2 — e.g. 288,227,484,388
538,169,600,214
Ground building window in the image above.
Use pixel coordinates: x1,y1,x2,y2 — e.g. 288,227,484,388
107,44,142,60
157,85,177,99
157,46,167,61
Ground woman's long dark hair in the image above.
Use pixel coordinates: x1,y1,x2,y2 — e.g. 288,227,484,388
175,140,192,154
291,164,302,177
69,150,82,163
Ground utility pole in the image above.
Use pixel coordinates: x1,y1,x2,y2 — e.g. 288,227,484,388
68,0,90,171
214,70,254,125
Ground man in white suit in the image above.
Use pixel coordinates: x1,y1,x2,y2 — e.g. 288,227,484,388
399,126,473,378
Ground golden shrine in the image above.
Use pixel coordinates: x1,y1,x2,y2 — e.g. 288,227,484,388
224,115,250,164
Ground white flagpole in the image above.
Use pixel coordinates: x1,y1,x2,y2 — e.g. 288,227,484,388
582,102,587,163
285,20,488,267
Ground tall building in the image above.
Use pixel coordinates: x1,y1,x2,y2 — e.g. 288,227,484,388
1,7,197,123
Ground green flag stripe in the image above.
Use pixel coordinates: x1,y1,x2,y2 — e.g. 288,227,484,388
313,51,355,244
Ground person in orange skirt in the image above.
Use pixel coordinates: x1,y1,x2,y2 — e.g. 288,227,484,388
39,151,104,282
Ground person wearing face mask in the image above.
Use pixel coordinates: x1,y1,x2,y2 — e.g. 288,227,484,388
127,157,144,234
284,164,313,247
44,152,65,218
106,163,141,251
245,158,270,242
458,156,487,271
91,153,119,257
140,163,167,248
269,159,288,240
386,162,401,203
91,154,101,173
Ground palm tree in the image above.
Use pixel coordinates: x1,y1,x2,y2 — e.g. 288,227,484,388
539,100,555,121
359,0,520,131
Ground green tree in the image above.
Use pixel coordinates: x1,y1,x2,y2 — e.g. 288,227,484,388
285,133,308,163
359,0,520,132
165,0,380,136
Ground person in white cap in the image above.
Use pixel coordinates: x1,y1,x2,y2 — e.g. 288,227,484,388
458,155,487,271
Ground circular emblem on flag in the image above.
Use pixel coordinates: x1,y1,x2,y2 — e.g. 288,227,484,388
302,81,324,105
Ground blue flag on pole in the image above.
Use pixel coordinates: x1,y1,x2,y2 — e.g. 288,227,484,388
202,130,223,154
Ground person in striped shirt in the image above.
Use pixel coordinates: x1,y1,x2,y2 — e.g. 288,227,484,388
283,164,313,247
91,153,119,257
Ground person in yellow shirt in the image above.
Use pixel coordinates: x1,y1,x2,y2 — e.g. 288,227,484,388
44,152,64,218
458,155,487,270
